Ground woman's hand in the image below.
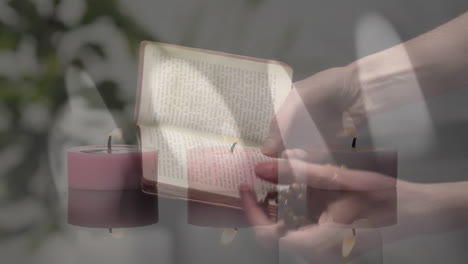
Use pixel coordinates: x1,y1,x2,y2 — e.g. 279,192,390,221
240,158,468,263
261,66,366,157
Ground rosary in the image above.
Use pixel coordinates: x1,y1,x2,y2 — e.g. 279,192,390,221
229,141,357,258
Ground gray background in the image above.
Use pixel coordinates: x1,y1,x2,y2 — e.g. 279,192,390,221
2,0,468,263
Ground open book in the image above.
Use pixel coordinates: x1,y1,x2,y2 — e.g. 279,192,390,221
136,41,292,212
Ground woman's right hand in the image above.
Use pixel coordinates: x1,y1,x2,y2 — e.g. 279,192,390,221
240,158,467,263
261,65,366,157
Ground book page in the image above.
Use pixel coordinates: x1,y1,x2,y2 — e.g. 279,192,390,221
139,125,225,188
187,146,276,199
140,126,276,199
137,42,292,144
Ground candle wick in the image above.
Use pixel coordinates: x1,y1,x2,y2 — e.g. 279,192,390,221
109,228,112,234
351,137,357,149
107,135,112,153
230,142,238,153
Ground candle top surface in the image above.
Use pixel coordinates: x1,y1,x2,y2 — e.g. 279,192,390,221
68,145,155,154
308,147,396,153
188,145,261,155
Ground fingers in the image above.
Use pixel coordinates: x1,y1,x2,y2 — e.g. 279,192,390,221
239,184,281,248
261,118,283,157
261,88,301,157
239,184,338,253
239,184,272,226
254,161,280,184
281,149,311,161
255,159,304,185
255,159,396,191
240,184,378,260
281,148,330,163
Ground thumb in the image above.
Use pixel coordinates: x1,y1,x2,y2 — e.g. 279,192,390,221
261,117,284,157
261,88,303,157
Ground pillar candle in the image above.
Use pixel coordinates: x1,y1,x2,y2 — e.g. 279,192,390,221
67,145,157,191
68,188,158,228
67,144,158,228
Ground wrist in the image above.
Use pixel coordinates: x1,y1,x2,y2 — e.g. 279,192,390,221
349,45,424,114
381,181,458,242
427,182,468,228
397,182,468,237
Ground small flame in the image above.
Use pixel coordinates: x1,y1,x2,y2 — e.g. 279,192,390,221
108,128,123,140
223,136,238,143
110,229,124,239
342,112,357,137
342,230,357,258
343,127,357,137
221,228,238,245
223,136,245,146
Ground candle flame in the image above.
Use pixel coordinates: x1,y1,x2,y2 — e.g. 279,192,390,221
223,136,246,146
108,128,123,140
110,229,124,239
343,127,357,137
223,136,238,143
342,230,357,258
221,228,238,245
340,111,357,138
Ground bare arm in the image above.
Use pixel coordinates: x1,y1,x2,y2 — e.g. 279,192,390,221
355,11,468,114
262,12,468,156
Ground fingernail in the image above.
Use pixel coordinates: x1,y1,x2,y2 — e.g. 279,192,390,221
255,162,275,178
291,149,309,160
239,184,252,199
261,138,276,155
260,147,274,156
239,183,249,193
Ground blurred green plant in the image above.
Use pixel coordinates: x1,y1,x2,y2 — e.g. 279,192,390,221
0,0,153,248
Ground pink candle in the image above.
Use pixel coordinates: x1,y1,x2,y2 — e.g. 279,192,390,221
67,145,157,191
67,144,158,229
68,189,158,228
